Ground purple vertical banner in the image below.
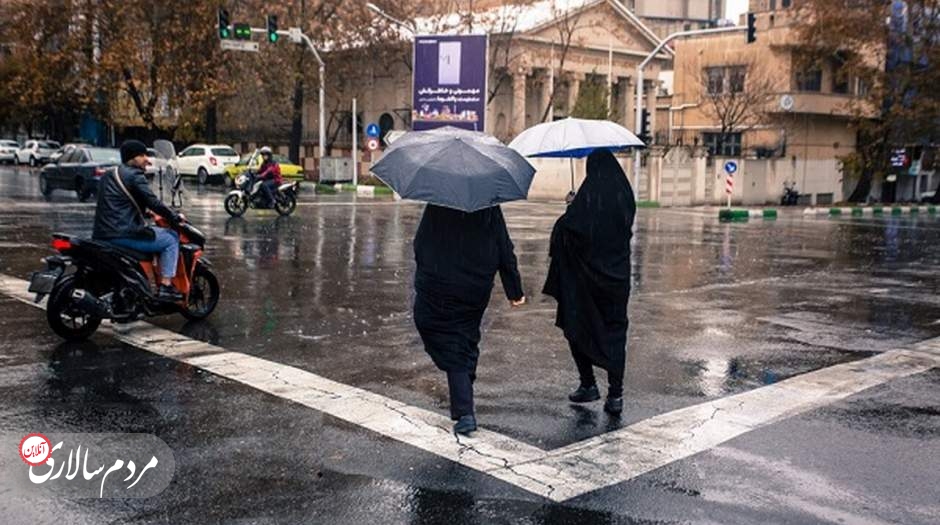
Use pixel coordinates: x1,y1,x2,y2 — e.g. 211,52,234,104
412,35,488,132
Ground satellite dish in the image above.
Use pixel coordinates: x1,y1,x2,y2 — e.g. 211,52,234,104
779,94,795,112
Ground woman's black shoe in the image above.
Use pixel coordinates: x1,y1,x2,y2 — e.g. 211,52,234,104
453,415,477,435
604,396,623,415
568,384,601,403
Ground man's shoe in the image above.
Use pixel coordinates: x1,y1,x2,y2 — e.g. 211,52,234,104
157,285,184,302
453,415,477,436
604,396,623,415
568,384,601,403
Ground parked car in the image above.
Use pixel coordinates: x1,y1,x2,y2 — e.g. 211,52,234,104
170,144,240,185
16,140,61,167
38,146,121,201
50,142,91,163
224,152,304,187
920,190,936,203
0,140,20,164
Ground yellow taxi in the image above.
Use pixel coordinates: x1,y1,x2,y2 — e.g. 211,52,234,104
225,153,304,186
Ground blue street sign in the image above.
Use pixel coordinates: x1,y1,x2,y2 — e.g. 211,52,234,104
366,123,381,138
724,161,738,174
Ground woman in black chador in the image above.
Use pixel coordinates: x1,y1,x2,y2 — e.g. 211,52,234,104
413,204,525,435
543,149,636,415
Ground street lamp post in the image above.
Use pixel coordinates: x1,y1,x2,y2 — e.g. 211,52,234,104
633,26,745,199
253,26,327,161
297,32,327,162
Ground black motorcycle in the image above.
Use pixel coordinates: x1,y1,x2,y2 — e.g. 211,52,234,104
223,154,299,217
28,218,220,341
780,181,800,206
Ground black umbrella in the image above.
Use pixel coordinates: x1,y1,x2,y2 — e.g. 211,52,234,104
371,128,535,212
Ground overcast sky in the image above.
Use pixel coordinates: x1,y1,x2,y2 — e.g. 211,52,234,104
725,0,748,23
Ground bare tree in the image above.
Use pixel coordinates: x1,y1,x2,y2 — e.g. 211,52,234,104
539,1,588,123
694,58,779,154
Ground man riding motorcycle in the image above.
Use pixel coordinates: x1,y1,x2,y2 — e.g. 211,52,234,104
256,146,282,208
93,140,186,301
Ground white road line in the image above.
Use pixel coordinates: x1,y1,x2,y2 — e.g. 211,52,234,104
1,273,938,502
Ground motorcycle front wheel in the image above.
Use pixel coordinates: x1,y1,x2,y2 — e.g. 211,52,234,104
181,264,220,321
275,194,297,216
46,274,102,341
224,194,248,217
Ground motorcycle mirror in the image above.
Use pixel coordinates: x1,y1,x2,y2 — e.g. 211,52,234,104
153,140,176,160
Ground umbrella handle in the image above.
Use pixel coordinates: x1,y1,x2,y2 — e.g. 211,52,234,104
569,158,574,191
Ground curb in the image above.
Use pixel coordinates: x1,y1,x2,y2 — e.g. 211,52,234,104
811,205,934,217
314,183,338,194
332,183,394,197
719,208,777,222
718,209,749,222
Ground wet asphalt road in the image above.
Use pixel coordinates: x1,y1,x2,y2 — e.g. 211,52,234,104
0,164,938,524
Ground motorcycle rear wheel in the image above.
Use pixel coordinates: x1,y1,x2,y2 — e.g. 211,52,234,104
224,194,247,217
46,274,102,341
181,265,220,321
275,194,297,216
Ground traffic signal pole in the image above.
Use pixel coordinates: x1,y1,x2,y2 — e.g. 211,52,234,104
633,25,745,199
220,8,327,161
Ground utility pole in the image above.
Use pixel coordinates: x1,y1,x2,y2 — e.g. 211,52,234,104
352,98,358,186
288,0,306,165
633,26,745,199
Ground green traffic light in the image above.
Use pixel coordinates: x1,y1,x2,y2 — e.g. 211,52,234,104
269,33,279,43
220,28,231,39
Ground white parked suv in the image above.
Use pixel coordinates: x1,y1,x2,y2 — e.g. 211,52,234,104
0,140,20,164
16,140,61,167
171,144,240,185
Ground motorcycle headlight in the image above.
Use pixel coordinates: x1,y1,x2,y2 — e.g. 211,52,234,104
235,175,247,186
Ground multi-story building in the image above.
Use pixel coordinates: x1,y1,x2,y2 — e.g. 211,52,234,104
667,0,870,205
626,0,725,38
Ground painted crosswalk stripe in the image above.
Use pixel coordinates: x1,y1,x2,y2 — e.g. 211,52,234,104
1,274,938,502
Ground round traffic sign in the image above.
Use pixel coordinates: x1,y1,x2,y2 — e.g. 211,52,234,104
724,161,738,174
366,123,381,138
366,138,380,151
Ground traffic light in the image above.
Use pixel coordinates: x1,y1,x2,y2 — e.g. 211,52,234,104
218,8,231,39
746,12,757,44
233,22,251,40
640,109,651,142
266,15,279,43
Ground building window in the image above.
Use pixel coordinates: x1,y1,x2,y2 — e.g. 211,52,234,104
706,67,724,95
856,78,870,96
782,0,792,7
833,73,850,94
796,69,822,92
705,66,746,95
728,66,746,93
703,132,742,157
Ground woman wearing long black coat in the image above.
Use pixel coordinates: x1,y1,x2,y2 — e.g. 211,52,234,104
543,149,636,415
413,204,525,435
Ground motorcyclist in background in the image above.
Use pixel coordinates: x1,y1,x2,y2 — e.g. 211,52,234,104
256,146,282,208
